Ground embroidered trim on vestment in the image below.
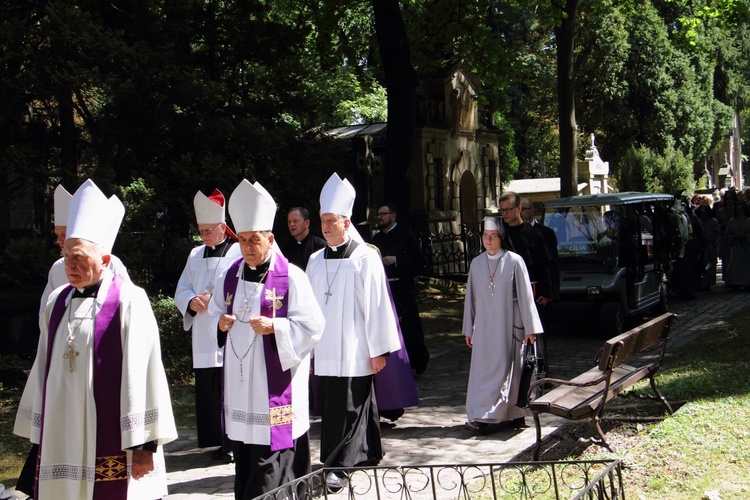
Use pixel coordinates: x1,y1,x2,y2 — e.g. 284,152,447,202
95,454,128,481
120,408,159,432
269,405,293,426
230,409,270,426
39,464,97,482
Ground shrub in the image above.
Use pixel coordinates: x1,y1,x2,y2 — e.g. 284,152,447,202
616,144,694,195
151,294,193,385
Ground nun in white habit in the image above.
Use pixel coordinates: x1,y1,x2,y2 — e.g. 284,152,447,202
463,216,543,432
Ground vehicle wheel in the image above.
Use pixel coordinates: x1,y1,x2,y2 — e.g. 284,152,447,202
599,302,624,338
653,282,669,315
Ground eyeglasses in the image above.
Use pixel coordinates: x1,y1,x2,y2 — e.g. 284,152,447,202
376,212,392,217
499,206,519,214
199,223,222,236
482,234,500,240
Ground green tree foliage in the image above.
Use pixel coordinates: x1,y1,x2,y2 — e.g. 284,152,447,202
618,144,695,194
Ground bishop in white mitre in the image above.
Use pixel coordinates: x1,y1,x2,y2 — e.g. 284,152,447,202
174,188,240,454
305,173,401,486
15,179,177,500
207,179,324,499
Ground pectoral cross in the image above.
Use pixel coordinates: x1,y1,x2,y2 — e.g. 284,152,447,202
489,281,495,296
64,342,79,372
265,288,284,318
324,290,333,304
237,300,252,321
206,282,215,294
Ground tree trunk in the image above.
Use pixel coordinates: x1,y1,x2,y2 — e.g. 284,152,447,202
372,0,417,226
58,89,77,188
556,0,579,198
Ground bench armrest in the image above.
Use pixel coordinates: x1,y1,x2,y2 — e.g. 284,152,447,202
528,371,609,403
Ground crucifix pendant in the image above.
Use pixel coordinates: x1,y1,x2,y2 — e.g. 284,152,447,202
237,300,252,319
206,282,214,294
64,342,79,372
489,281,496,296
324,290,333,304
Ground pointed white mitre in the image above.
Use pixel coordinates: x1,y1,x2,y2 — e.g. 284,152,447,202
193,189,226,224
53,185,73,226
66,179,124,253
319,173,355,217
229,179,277,232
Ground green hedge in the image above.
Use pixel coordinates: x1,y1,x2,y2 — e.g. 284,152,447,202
151,294,194,385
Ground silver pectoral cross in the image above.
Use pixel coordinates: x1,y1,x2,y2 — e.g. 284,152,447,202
489,281,496,296
236,300,252,321
64,342,79,372
206,282,215,294
324,290,333,304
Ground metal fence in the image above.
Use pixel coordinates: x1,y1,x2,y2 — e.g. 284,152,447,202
418,225,483,279
253,459,624,499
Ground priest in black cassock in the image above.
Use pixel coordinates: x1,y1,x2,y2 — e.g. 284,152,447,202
371,202,430,376
174,189,240,460
208,179,324,499
306,174,401,492
279,207,326,271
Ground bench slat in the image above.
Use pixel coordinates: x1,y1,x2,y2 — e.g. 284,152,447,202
530,363,657,419
598,313,673,371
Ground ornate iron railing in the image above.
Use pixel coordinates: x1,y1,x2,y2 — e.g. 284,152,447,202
253,459,624,499
418,225,483,279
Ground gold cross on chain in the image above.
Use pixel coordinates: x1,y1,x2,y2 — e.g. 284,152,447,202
63,342,80,372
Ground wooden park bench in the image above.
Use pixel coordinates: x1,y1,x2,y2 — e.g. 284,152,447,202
528,312,676,460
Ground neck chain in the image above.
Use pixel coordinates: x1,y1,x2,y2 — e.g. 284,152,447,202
205,240,231,294
236,264,269,323
64,297,96,373
229,264,268,384
487,251,503,296
324,239,351,305
228,330,255,384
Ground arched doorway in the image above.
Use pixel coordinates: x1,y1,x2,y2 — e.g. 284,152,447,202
459,170,478,230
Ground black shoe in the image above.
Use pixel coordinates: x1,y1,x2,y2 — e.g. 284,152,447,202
211,449,233,463
464,421,491,433
325,472,348,493
510,417,527,429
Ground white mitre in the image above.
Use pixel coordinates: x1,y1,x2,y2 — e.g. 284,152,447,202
319,173,365,243
319,173,355,217
66,179,125,253
194,189,226,224
53,185,72,226
229,179,277,232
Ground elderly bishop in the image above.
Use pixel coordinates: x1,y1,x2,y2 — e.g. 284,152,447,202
174,188,240,458
306,173,401,491
14,179,177,500
207,179,324,499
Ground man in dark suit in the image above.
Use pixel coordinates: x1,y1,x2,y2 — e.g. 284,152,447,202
371,203,430,375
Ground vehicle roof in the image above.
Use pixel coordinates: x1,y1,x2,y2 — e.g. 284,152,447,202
544,192,675,208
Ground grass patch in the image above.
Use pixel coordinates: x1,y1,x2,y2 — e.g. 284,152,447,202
580,307,750,499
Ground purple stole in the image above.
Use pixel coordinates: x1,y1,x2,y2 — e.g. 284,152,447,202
224,255,294,451
38,276,126,500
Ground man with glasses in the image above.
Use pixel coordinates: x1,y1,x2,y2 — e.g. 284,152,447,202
175,189,241,461
498,192,553,306
499,192,554,377
371,203,430,376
